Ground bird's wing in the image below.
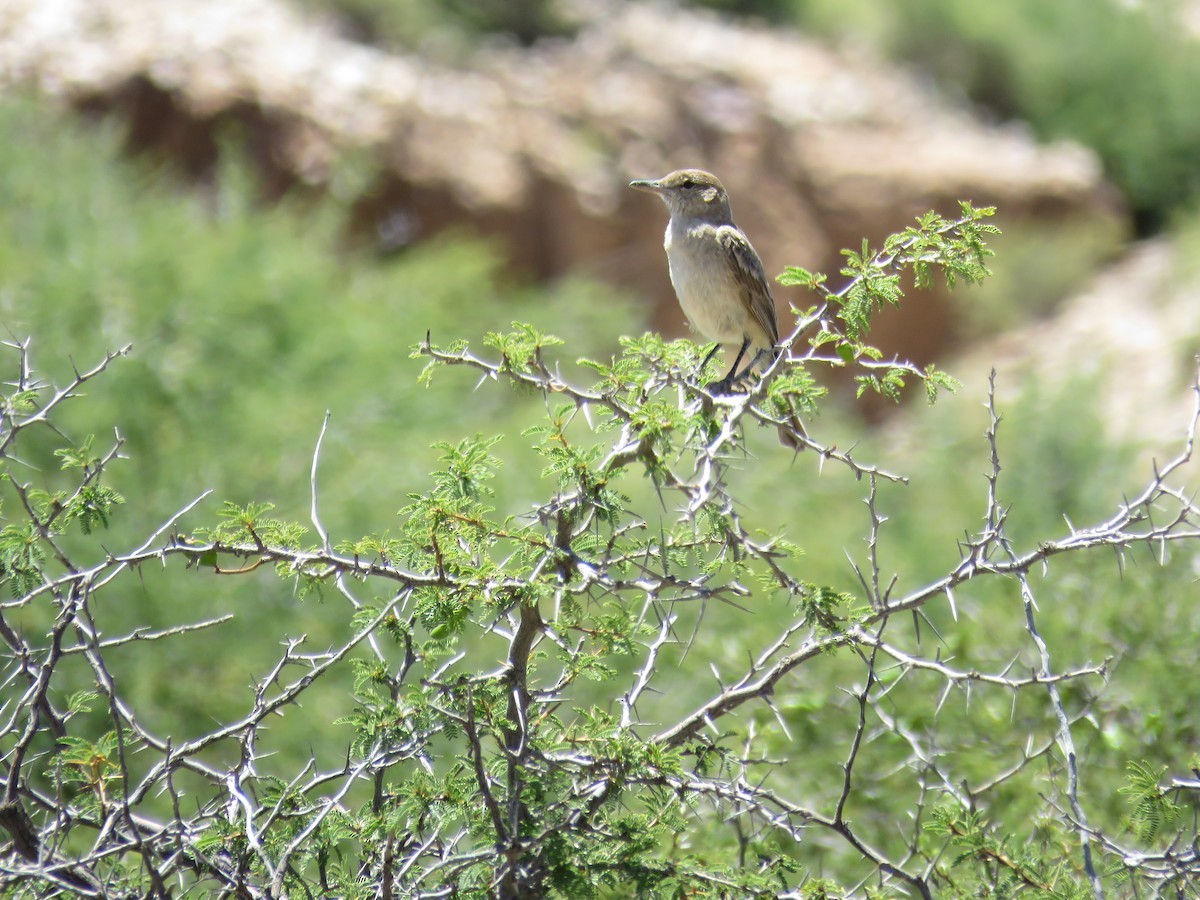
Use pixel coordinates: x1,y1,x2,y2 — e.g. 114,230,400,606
717,225,779,348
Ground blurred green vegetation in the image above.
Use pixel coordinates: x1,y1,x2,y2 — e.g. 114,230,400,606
0,97,640,525
0,93,640,767
3,82,1198,885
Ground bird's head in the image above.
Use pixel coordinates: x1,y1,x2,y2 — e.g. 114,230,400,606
630,169,733,223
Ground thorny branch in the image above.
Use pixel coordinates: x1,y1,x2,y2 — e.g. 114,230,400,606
5,262,1200,895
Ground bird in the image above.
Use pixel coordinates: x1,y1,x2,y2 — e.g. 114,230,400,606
630,168,805,448
629,168,780,390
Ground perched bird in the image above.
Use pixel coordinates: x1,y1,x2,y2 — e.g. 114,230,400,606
629,169,779,389
631,168,804,448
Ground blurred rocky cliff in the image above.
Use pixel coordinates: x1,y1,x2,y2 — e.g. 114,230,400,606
0,0,1120,369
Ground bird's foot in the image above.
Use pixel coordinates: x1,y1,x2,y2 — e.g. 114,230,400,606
705,371,752,395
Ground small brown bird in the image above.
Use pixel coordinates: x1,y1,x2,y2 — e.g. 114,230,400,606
631,168,805,448
629,168,779,389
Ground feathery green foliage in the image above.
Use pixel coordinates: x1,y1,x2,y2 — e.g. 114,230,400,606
4,174,1200,896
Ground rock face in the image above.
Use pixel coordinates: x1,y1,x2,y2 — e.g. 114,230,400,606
0,0,1119,365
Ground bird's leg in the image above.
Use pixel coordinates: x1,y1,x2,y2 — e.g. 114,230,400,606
732,347,774,384
697,342,723,378
709,337,751,394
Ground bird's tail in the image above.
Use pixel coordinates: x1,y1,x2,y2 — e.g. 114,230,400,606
765,346,806,451
776,408,807,451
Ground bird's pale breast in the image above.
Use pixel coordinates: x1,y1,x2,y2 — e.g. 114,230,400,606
664,221,771,349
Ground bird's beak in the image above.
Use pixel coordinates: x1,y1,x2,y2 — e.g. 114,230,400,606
629,179,662,194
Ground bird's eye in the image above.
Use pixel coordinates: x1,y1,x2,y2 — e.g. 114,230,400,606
680,178,695,189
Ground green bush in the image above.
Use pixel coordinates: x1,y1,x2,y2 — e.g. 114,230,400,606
0,94,639,760
3,91,1199,898
5,186,1200,896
